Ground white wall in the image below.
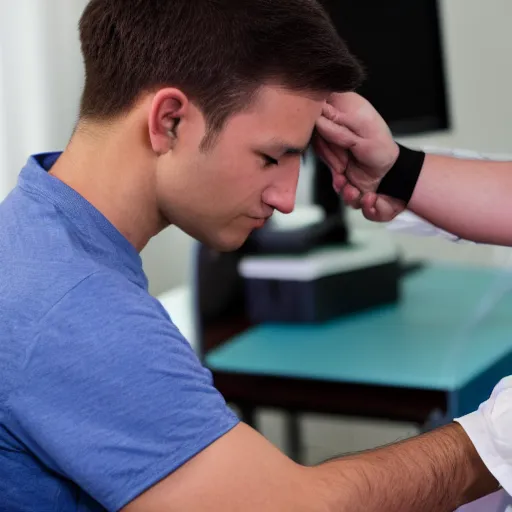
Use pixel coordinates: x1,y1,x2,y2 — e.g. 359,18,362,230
142,226,194,295
0,0,87,196
0,43,8,196
1,0,512,296
0,0,86,192
402,0,512,154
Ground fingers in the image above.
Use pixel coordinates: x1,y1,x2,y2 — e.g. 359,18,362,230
361,194,406,222
313,134,345,174
361,194,384,221
362,198,395,222
326,91,365,109
312,135,349,194
324,94,391,142
315,113,359,149
341,182,362,209
313,134,352,196
325,92,367,121
361,192,378,214
322,101,372,139
322,103,359,135
336,189,406,222
332,173,347,194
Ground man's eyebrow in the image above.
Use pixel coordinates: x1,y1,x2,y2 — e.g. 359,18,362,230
267,133,314,155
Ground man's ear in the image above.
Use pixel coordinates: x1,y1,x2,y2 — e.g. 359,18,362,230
148,88,189,154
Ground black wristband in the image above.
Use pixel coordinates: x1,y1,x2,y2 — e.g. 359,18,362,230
376,144,426,204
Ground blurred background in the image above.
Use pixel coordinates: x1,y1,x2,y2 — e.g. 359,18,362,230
2,0,512,489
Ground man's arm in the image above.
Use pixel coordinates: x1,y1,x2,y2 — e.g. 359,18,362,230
122,421,497,512
314,92,512,246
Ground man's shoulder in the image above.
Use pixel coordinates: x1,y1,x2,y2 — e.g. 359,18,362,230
26,268,198,393
41,269,170,329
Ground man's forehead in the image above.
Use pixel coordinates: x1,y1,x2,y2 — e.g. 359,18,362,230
250,84,327,112
245,85,324,140
263,134,314,155
216,84,324,152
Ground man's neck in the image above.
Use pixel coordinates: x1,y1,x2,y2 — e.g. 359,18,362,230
49,126,166,252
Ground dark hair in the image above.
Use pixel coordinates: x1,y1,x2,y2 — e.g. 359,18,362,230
79,0,363,143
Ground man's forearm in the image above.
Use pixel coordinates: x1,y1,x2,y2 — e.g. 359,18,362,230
409,153,512,245
311,422,498,512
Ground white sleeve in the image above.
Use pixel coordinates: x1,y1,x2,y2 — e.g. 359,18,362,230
454,376,512,495
386,210,468,243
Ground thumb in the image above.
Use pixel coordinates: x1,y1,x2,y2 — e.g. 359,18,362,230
323,100,371,138
316,115,359,149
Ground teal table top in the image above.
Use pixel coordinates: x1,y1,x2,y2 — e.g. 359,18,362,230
206,264,512,391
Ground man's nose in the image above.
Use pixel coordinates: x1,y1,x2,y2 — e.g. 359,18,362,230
261,163,300,215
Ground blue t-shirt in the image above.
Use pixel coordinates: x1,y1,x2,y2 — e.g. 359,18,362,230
0,154,239,512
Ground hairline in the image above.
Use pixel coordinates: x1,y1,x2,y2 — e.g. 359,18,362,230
76,82,332,152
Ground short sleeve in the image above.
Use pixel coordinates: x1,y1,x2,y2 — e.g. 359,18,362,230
455,376,512,496
7,272,239,511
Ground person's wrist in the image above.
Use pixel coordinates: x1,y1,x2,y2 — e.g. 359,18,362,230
376,144,426,204
385,142,400,173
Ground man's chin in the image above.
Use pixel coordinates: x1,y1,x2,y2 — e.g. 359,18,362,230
208,238,246,253
203,231,250,253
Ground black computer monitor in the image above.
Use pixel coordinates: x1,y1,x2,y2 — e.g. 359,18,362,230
321,0,450,136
